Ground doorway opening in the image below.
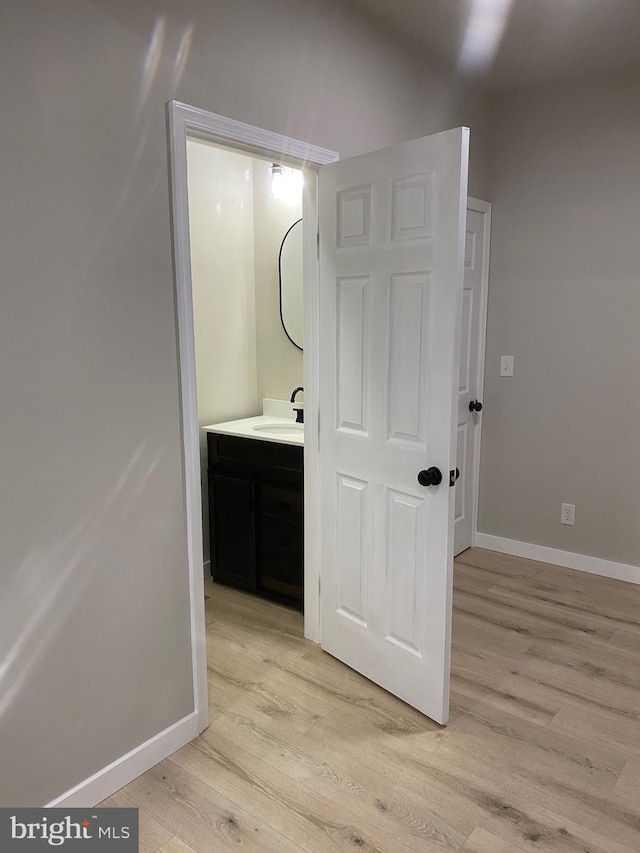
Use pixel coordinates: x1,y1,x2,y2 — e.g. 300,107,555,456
187,139,306,608
167,101,338,731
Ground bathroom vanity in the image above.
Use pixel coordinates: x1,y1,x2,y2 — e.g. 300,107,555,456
204,411,303,610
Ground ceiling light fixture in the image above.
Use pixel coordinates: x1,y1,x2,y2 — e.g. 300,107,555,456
270,164,303,205
270,163,283,199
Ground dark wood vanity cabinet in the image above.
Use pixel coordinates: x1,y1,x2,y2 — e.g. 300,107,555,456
207,432,303,609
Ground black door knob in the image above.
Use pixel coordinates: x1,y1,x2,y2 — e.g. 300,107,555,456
417,467,443,487
469,400,483,412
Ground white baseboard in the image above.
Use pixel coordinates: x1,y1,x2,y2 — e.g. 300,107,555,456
474,532,640,586
46,711,201,808
203,559,211,576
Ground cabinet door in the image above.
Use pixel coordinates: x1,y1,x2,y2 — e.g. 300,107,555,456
209,472,255,591
258,482,304,524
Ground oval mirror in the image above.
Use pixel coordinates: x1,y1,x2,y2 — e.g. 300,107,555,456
279,218,303,350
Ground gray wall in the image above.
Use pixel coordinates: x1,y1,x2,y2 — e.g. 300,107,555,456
0,0,488,805
479,68,640,565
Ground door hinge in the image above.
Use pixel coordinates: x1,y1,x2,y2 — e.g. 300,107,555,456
449,468,460,487
316,230,320,259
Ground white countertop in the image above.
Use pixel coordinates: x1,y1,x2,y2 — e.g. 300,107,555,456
202,414,304,446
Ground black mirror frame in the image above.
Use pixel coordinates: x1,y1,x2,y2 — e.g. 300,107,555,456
278,218,303,351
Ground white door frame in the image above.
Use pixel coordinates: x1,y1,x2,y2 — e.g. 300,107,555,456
167,100,338,731
465,196,491,548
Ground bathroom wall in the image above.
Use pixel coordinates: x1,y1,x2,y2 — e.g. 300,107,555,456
252,160,304,404
187,149,303,565
187,138,261,564
188,151,304,432
0,0,489,806
187,140,260,427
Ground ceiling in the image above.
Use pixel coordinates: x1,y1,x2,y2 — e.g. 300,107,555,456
346,0,640,90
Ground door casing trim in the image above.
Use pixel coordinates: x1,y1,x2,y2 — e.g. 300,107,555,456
466,196,491,550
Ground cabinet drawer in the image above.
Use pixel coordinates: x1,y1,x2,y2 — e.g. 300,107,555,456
258,483,303,522
208,433,303,473
257,518,303,565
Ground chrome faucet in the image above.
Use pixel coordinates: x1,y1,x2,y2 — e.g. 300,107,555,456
290,387,304,423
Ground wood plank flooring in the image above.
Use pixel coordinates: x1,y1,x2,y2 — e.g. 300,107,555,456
101,548,640,852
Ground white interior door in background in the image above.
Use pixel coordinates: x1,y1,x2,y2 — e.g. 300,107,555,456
454,201,491,556
318,128,469,725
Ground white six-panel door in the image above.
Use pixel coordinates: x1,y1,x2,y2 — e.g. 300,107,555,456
318,128,469,725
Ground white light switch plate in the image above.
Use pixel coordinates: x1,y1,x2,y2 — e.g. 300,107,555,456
500,355,514,377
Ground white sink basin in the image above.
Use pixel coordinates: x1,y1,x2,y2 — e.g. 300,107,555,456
252,423,304,436
203,409,304,446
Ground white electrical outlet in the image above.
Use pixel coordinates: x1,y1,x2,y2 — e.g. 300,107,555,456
500,355,514,377
561,503,575,526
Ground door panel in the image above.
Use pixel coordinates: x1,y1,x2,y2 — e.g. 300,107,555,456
385,487,425,655
388,272,429,441
336,474,368,625
337,277,368,432
459,287,474,396
318,129,469,724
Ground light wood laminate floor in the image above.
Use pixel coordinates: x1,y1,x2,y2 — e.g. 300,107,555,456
102,548,640,852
